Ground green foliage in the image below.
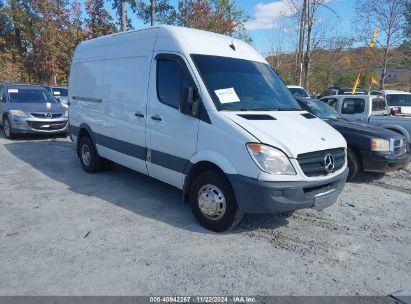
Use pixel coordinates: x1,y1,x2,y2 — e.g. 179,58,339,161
277,70,294,85
85,0,117,38
111,0,134,30
132,0,176,25
334,71,357,87
182,0,251,43
1,0,84,84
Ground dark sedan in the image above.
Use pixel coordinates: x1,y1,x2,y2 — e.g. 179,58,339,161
296,97,410,180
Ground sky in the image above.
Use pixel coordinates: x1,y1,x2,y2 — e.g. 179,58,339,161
95,0,357,54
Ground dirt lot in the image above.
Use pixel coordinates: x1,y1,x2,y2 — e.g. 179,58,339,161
0,134,410,296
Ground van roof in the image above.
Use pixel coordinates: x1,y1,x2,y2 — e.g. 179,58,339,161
73,25,265,64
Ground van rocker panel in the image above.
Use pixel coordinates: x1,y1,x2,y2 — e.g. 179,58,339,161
228,167,348,214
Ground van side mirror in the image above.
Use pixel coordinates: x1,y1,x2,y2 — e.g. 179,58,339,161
180,87,200,117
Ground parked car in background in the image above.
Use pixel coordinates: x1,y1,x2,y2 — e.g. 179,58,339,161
287,85,310,98
320,94,411,149
0,83,68,139
69,25,349,232
373,90,411,116
296,97,410,180
319,86,368,98
43,85,69,108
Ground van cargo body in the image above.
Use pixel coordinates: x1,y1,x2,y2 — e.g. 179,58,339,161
69,25,348,231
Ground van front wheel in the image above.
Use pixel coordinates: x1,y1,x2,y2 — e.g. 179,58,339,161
79,136,104,173
189,171,243,232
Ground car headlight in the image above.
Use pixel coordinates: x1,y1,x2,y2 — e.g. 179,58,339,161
371,138,390,152
9,110,28,117
246,143,296,175
64,111,68,118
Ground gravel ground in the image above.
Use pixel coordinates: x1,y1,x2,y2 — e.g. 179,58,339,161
0,134,410,296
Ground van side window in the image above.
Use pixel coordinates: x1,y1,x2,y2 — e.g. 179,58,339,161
342,98,365,114
372,98,386,111
321,97,338,110
157,59,189,109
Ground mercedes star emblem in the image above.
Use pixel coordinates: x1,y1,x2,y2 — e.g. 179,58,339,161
324,154,335,173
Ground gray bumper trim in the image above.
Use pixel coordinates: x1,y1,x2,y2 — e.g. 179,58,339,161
227,167,349,214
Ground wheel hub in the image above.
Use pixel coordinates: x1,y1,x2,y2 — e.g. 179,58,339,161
81,145,91,166
4,119,10,137
198,184,226,220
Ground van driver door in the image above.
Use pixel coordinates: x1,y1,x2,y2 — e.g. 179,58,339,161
145,53,200,189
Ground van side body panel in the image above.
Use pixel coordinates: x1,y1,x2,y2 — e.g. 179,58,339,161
69,28,159,175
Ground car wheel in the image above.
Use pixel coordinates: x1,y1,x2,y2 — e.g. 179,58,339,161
3,116,15,139
189,171,243,232
78,136,104,173
347,148,360,181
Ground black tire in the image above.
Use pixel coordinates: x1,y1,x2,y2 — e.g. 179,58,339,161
78,136,104,173
189,171,243,232
347,148,360,181
2,116,15,139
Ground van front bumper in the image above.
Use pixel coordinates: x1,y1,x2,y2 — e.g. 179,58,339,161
228,167,348,214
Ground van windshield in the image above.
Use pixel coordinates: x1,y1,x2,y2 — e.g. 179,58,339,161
191,54,301,111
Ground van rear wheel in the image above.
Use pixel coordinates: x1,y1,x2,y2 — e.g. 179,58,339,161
189,171,243,232
79,136,104,173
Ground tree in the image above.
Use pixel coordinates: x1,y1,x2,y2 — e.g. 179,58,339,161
85,0,116,38
1,0,85,84
176,0,250,42
133,0,175,26
295,0,307,85
112,0,134,31
354,0,407,89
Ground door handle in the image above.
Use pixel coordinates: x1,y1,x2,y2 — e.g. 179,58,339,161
135,112,144,118
151,115,162,121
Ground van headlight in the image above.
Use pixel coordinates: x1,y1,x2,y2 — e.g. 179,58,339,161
9,110,28,117
246,143,296,175
371,138,390,152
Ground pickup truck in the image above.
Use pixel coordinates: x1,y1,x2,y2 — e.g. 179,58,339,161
320,94,411,147
296,97,410,180
370,90,411,116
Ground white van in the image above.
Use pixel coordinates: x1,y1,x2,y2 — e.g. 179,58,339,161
69,25,348,232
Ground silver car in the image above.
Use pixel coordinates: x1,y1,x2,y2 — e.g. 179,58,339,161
0,83,69,139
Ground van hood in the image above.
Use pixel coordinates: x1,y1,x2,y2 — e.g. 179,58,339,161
7,102,66,113
223,111,346,158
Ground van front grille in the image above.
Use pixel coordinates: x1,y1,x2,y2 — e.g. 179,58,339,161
297,148,345,177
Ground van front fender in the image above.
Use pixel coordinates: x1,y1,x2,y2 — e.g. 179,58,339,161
188,150,237,175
